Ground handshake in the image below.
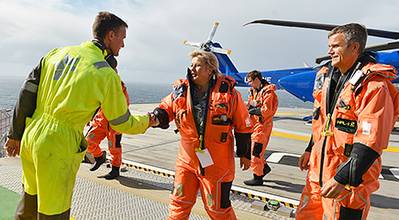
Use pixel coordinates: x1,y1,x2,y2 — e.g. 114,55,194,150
148,107,170,129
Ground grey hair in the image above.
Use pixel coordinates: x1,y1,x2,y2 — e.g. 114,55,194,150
328,23,368,53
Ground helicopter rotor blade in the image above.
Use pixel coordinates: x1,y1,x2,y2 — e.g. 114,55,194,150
244,19,335,31
245,19,399,39
183,40,202,48
211,47,232,55
183,22,232,54
315,56,330,64
364,40,399,51
206,22,220,43
315,40,399,64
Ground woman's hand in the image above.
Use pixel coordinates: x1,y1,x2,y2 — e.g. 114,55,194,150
298,151,310,171
240,157,251,171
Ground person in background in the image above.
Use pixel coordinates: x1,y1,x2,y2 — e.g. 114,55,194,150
86,54,129,180
151,50,253,219
296,23,398,220
243,70,278,186
3,11,159,219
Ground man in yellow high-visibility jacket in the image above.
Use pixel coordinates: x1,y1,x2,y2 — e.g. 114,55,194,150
3,11,159,219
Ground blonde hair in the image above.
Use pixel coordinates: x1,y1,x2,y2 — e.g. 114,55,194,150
190,50,222,76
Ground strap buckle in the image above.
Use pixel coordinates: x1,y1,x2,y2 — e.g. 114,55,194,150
322,113,334,137
321,130,334,137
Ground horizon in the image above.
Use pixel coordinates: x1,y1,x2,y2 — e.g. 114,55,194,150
1,0,398,84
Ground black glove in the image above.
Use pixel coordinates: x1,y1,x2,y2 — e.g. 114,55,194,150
153,107,170,129
252,142,263,158
248,107,262,116
235,132,251,160
334,143,379,187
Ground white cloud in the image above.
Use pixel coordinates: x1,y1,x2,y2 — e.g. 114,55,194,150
1,0,398,83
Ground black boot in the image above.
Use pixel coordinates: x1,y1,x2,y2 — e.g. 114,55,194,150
103,166,120,180
89,151,106,171
244,174,264,186
244,163,272,186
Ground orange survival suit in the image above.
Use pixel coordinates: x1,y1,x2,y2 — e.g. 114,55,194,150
296,55,399,220
247,81,278,176
157,74,252,220
86,82,130,168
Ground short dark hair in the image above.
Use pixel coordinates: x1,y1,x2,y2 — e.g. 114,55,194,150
328,23,367,53
247,70,262,81
92,11,128,41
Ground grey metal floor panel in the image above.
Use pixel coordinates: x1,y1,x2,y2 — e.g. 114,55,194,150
0,161,291,220
0,164,207,220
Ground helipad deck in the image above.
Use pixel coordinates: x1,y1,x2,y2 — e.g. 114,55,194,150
0,104,398,220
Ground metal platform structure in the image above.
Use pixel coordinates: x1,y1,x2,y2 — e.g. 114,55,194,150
1,104,399,220
0,156,290,220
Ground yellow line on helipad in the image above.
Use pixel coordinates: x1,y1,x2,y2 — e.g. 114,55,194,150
275,109,313,116
385,146,399,153
271,129,399,153
271,130,310,142
275,112,306,117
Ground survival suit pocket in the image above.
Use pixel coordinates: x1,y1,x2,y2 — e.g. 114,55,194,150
211,100,229,115
334,102,357,134
335,118,357,134
211,114,231,126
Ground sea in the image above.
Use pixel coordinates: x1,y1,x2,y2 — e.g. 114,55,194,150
0,78,312,157
0,78,313,110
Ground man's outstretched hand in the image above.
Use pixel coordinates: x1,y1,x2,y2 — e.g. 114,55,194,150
4,138,21,157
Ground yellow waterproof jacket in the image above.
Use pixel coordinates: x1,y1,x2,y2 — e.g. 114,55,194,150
9,41,149,141
8,41,151,215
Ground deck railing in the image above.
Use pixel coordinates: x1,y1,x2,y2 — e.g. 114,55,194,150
0,109,12,157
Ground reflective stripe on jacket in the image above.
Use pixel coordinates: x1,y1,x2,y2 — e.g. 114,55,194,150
32,41,148,136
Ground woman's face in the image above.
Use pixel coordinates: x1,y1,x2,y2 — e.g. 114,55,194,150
189,57,212,86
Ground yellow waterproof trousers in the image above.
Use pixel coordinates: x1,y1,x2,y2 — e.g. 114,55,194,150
20,113,86,215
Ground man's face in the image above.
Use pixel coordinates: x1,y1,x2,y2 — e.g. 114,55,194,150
189,57,212,86
247,77,261,89
107,26,126,56
328,33,359,73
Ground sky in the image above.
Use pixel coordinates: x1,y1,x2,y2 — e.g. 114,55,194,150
1,0,399,84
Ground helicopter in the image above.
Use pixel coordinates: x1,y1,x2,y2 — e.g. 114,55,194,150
184,21,399,103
